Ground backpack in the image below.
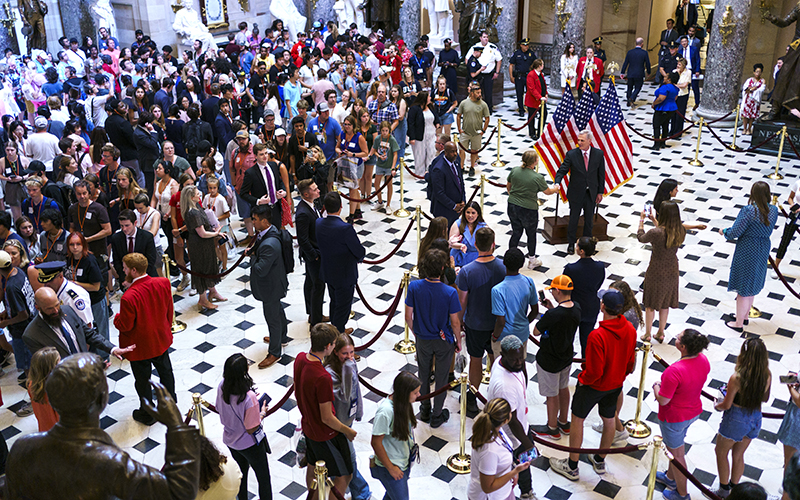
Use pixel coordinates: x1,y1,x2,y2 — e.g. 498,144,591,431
267,228,295,274
184,121,200,158
53,181,75,217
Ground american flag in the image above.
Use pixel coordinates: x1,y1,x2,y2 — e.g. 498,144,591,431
574,88,596,130
588,83,634,194
534,86,580,200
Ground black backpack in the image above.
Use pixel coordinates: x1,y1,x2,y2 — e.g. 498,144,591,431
184,121,200,158
267,228,295,274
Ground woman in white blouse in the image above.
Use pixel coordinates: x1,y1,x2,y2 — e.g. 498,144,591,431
134,192,164,276
560,42,579,96
671,58,692,138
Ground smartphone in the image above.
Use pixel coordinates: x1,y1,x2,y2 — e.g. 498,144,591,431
258,393,271,408
644,202,652,217
791,204,800,213
517,448,539,464
781,374,799,384
538,290,546,303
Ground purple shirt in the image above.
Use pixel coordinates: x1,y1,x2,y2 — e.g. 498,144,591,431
216,383,262,450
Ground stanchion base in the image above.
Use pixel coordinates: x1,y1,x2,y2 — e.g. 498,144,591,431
767,172,784,180
491,160,506,167
537,198,544,206
624,419,652,439
481,368,491,385
446,453,471,474
349,310,355,319
749,306,762,319
394,340,417,354
772,194,780,206
688,159,704,166
172,320,187,334
730,145,743,152
393,208,411,217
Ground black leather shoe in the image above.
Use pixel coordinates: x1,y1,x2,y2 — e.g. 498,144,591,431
132,408,156,426
566,244,575,255
430,408,450,428
419,405,431,423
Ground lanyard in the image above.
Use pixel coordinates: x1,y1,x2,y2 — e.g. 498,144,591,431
31,196,47,229
42,228,63,261
497,430,514,454
309,352,323,363
77,204,90,232
70,255,82,282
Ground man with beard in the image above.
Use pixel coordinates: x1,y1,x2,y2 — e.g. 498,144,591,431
22,287,133,360
35,261,94,331
113,252,175,425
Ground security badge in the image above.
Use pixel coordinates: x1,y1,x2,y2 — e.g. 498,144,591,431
66,288,86,310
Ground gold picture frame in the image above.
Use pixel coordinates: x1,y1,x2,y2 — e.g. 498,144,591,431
200,0,229,29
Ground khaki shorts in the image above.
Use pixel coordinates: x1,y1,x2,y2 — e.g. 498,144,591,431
490,337,528,363
459,133,482,152
25,100,34,113
536,362,571,397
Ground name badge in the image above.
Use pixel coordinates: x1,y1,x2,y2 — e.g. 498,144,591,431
348,142,355,148
56,244,63,252
416,68,423,74
349,398,358,418
28,207,33,214
380,141,389,149
303,142,308,148
76,268,83,277
316,134,323,142
4,168,10,175
85,211,92,219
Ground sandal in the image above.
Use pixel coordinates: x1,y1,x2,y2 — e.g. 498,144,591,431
640,334,651,342
654,331,665,343
209,294,228,303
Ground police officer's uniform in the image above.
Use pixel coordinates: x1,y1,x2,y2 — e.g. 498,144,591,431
510,38,537,115
593,37,607,63
467,47,484,87
38,261,94,328
659,41,679,80
472,41,503,113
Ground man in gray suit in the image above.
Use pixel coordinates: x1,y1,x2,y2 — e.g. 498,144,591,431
22,287,134,360
250,204,289,369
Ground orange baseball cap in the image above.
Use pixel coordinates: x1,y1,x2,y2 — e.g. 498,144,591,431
546,275,574,291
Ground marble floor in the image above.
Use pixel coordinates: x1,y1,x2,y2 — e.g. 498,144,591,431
2,80,798,500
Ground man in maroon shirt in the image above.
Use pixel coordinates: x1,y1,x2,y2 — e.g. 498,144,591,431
294,323,357,498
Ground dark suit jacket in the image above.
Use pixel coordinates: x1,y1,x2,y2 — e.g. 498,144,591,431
621,47,652,79
406,105,440,141
295,199,320,262
675,3,698,32
429,153,466,225
660,29,680,49
563,257,605,322
554,147,606,204
22,305,114,358
110,228,159,279
154,89,173,113
133,126,160,173
214,113,235,153
250,225,288,302
316,215,365,287
678,45,701,75
240,162,284,227
104,112,138,161
201,96,220,125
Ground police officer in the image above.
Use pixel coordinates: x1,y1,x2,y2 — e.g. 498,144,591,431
509,38,537,116
658,40,680,83
467,45,484,88
592,37,606,63
36,261,95,331
471,30,503,113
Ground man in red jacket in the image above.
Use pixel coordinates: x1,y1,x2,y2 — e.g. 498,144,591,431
525,58,547,140
550,289,636,481
113,252,176,426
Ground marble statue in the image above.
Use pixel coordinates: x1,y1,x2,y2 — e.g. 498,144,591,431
423,0,454,48
269,0,306,41
5,353,201,499
333,0,365,34
173,0,217,53
764,5,800,120
455,0,499,55
92,0,116,42
18,0,47,52
333,0,346,30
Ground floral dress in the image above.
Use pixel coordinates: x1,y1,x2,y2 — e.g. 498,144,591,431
741,77,766,119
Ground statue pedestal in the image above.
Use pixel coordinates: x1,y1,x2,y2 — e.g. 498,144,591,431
751,121,800,159
455,72,505,105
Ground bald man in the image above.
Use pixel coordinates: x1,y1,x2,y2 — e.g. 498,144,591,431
620,37,651,106
428,141,466,225
22,287,134,360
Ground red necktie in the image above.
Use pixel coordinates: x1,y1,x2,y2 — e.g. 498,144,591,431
128,236,134,253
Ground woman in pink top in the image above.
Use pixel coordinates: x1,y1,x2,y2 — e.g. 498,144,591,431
651,329,711,500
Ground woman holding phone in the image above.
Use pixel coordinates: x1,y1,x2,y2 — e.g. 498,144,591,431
779,370,800,500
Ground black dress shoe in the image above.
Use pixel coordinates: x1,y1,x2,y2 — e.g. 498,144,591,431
468,167,475,177
430,408,450,428
419,405,431,423
566,244,575,255
132,408,157,426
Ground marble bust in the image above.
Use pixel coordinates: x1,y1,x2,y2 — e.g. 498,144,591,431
173,0,218,53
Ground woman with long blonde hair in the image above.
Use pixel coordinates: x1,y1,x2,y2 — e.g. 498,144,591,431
112,167,144,212
27,346,61,432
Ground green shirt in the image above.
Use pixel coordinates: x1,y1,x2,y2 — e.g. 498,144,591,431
457,98,490,136
374,135,399,171
372,398,412,470
507,166,548,210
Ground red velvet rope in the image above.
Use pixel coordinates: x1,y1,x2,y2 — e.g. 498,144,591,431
357,373,455,401
172,246,249,279
529,334,585,363
625,121,695,142
354,289,404,352
362,218,415,265
330,483,347,500
485,178,507,189
669,457,722,500
457,127,497,154
703,124,778,153
264,385,296,417
501,112,536,132
403,162,426,180
785,133,800,159
338,174,394,203
421,211,434,221
356,280,405,316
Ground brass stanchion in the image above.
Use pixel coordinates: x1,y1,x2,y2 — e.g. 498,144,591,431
491,118,505,167
480,174,485,213
446,375,471,473
192,392,205,436
767,125,787,180
415,205,422,259
311,461,332,499
539,100,546,139
731,105,742,151
624,342,652,438
393,158,411,217
394,272,416,354
749,306,762,318
481,364,491,385
645,437,663,500
688,117,704,166
162,254,187,333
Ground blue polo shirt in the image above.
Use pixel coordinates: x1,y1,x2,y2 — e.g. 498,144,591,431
405,278,461,341
654,84,678,112
307,116,342,162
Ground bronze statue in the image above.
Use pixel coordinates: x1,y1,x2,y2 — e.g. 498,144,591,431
18,0,47,52
454,0,500,56
5,353,201,500
764,3,800,120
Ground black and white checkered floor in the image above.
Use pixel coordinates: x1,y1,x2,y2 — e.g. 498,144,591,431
1,80,797,499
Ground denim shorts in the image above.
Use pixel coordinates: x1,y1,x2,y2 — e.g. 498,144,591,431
658,415,699,449
719,405,762,442
440,111,454,125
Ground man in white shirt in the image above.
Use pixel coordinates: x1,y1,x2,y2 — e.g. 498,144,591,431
26,117,61,168
65,38,87,78
472,30,503,113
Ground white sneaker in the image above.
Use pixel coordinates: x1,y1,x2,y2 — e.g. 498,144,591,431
373,201,384,211
771,270,779,280
591,421,604,433
527,256,542,269
591,422,629,444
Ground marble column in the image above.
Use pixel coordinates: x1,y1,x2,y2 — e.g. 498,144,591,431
696,0,753,128
58,0,95,41
547,0,587,106
399,0,420,46
311,0,336,31
496,0,517,72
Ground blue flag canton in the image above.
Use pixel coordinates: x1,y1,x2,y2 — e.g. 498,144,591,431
551,86,576,131
594,84,624,135
574,89,596,130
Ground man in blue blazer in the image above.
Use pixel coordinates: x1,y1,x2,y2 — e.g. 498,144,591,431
620,38,651,106
316,192,366,333
678,36,702,108
429,142,466,226
213,98,235,153
554,130,605,254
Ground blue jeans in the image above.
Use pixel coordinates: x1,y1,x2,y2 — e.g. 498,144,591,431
348,440,372,500
371,463,409,500
91,296,110,359
10,337,31,371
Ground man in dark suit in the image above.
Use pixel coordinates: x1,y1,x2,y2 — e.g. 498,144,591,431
675,0,698,35
110,209,159,282
316,192,365,333
214,98,235,153
429,142,466,226
104,98,145,188
249,204,289,369
240,143,286,228
201,83,221,126
554,130,605,254
678,35,702,109
657,19,680,83
23,287,132,360
132,110,160,194
296,179,326,327
621,37,652,106
154,77,174,113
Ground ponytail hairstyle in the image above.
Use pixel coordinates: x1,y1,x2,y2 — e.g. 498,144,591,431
470,398,511,449
610,280,643,329
391,371,421,441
